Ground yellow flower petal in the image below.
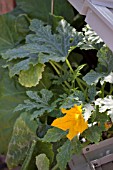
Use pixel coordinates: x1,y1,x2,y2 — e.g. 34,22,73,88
51,105,88,140
51,115,75,131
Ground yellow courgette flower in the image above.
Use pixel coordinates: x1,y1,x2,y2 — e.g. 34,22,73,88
51,105,88,140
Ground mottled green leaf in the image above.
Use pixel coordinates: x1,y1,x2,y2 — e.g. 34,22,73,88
97,47,113,73
36,154,49,170
6,112,37,169
21,140,37,170
88,85,96,101
57,140,72,170
15,89,56,119
56,138,82,170
19,63,45,87
0,59,27,154
2,19,83,78
60,90,84,109
43,127,67,142
9,54,39,77
84,126,102,143
83,70,102,85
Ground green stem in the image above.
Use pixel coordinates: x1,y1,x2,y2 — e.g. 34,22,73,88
49,60,71,89
77,77,88,87
66,59,86,92
66,58,74,73
51,164,59,170
49,60,60,76
52,61,64,71
101,82,106,98
110,84,113,95
76,77,85,93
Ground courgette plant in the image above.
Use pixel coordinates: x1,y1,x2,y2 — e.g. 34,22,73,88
0,0,113,170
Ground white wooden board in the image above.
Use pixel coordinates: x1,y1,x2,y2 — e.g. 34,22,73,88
68,0,113,52
91,0,113,8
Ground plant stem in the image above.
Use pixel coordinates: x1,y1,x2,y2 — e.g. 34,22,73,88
66,59,85,92
101,82,106,98
76,77,85,93
51,0,54,15
52,61,64,71
77,77,88,87
66,58,74,73
49,60,71,89
110,84,113,95
51,164,59,170
49,60,60,76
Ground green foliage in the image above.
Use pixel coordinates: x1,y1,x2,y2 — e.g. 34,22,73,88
43,127,67,142
2,18,83,84
83,125,104,143
59,90,85,109
88,85,96,101
0,14,29,53
0,1,113,170
14,89,56,119
6,112,37,169
83,70,102,85
19,63,45,87
0,59,27,154
36,154,49,170
21,140,37,170
81,24,104,50
56,138,82,170
16,0,75,23
83,47,113,85
21,140,54,170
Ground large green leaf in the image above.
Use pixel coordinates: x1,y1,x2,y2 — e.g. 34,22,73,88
6,112,37,169
59,90,84,109
56,138,82,170
14,89,56,119
83,126,103,143
0,13,29,53
83,70,103,85
16,0,74,23
2,19,83,78
83,47,113,85
0,59,27,154
57,140,72,170
43,127,67,142
97,47,113,73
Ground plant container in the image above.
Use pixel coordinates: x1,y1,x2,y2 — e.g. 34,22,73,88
69,137,113,170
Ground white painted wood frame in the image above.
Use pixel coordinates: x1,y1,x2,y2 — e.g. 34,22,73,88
68,0,113,52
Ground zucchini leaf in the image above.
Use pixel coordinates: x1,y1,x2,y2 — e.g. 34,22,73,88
0,59,27,154
2,19,83,79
